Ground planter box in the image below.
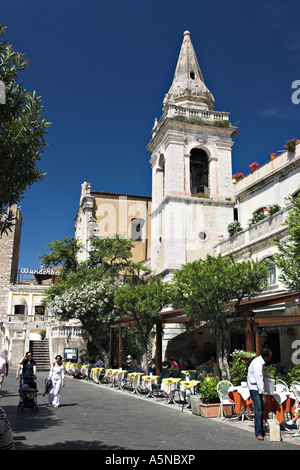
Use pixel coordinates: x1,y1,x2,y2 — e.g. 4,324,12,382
190,396,202,416
200,403,233,418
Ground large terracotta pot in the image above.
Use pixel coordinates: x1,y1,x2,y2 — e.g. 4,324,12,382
200,403,232,418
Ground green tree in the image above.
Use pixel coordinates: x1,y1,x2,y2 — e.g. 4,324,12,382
114,275,173,374
39,237,82,276
274,195,300,292
172,254,268,377
41,235,142,361
0,25,50,236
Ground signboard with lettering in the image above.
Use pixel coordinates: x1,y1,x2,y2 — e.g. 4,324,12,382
64,348,78,361
20,267,61,276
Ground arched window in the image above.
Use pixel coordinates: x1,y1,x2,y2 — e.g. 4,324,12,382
265,256,276,285
254,207,265,216
131,218,145,242
190,148,209,195
156,154,165,202
34,297,45,316
13,296,27,316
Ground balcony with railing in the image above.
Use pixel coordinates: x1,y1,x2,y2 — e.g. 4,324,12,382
215,206,290,258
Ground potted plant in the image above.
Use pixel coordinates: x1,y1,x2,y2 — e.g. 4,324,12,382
267,203,281,216
230,349,256,360
249,162,259,172
268,152,276,160
199,377,224,417
232,172,244,182
284,138,298,152
227,221,243,237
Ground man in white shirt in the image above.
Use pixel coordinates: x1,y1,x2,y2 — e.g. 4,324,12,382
247,348,272,440
0,350,9,398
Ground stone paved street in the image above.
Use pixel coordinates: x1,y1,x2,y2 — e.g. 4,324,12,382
1,370,300,455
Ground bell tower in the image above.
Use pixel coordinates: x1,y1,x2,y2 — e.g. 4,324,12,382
147,31,237,279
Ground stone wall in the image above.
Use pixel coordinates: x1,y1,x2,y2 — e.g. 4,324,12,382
0,206,22,321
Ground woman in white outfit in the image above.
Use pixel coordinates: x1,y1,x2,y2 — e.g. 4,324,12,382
48,355,65,408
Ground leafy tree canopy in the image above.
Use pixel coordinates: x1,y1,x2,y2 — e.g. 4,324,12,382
40,235,146,361
274,194,300,292
0,24,50,235
172,253,268,323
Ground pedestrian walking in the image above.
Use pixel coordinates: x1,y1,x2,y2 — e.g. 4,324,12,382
0,350,9,398
16,352,37,380
48,355,65,409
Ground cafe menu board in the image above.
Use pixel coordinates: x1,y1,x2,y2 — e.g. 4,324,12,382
64,348,78,360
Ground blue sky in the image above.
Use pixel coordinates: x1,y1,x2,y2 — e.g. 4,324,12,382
2,0,300,271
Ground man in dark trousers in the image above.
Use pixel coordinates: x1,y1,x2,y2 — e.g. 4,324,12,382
247,348,273,440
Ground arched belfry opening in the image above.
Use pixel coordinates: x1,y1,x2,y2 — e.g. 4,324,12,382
190,148,209,196
156,154,165,202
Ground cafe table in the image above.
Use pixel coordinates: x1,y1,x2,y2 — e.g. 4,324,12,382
110,369,128,389
70,363,81,376
104,368,115,385
228,385,254,420
228,383,296,424
263,390,296,423
180,379,200,394
127,372,145,394
180,370,197,379
63,362,73,375
80,364,89,379
141,375,160,397
177,380,201,406
90,367,105,383
161,378,182,404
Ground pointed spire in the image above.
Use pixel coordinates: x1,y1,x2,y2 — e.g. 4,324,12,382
163,31,214,111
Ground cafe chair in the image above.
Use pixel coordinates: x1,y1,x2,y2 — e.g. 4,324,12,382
274,379,289,393
152,371,169,399
217,380,234,419
291,381,300,410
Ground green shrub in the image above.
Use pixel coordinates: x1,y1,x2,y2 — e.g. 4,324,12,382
227,221,243,237
199,378,220,404
268,204,281,216
229,357,248,386
285,364,300,385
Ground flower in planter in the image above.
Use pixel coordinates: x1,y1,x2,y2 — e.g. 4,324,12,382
249,161,259,171
227,220,243,237
284,138,298,152
268,152,276,160
232,172,244,182
231,349,256,359
268,203,281,216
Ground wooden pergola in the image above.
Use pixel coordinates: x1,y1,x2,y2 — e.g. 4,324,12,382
110,291,300,374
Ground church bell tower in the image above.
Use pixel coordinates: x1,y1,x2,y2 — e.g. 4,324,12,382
147,31,237,279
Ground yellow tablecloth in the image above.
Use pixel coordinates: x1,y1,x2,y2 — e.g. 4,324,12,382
141,375,159,391
180,370,196,377
91,367,104,381
180,380,200,391
128,372,144,388
161,378,181,394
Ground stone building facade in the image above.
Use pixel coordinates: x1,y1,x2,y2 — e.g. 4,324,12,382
148,31,236,280
0,205,22,320
145,30,300,363
74,181,151,265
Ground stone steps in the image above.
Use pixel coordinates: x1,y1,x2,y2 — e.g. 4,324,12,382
30,339,50,371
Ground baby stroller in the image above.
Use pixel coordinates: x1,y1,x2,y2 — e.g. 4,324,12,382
17,375,38,414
